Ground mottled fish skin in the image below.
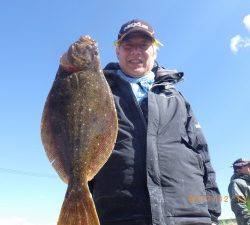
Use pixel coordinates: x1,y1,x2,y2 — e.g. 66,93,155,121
41,36,118,225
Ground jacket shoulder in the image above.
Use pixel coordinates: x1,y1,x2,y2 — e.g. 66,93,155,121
102,62,120,87
228,177,247,195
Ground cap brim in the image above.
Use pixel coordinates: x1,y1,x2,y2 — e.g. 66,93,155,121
234,162,250,168
117,28,163,46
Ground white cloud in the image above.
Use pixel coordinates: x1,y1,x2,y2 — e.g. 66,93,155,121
0,216,54,225
230,14,250,53
230,35,241,53
230,35,250,53
243,14,250,32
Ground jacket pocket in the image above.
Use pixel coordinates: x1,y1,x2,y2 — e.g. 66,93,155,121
181,136,204,175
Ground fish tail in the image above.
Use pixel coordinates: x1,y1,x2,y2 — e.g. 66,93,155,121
57,181,100,225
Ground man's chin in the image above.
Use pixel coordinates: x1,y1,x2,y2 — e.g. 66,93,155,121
122,66,146,77
129,72,145,77
129,68,146,77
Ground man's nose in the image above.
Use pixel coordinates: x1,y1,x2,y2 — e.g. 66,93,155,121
130,46,142,55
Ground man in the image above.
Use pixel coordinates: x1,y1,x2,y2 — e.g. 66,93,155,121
228,158,250,225
57,19,221,225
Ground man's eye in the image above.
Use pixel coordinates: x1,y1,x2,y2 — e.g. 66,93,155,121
124,44,132,49
121,44,131,50
121,43,151,51
140,44,149,50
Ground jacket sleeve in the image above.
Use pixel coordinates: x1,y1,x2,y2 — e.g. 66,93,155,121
184,99,221,223
228,180,250,224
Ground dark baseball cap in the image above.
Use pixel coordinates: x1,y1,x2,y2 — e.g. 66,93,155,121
232,158,250,170
116,19,163,46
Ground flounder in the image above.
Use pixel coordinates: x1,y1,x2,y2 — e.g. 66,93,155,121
41,36,118,225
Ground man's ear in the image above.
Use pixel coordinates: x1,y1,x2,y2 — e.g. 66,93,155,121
116,46,120,59
153,46,158,60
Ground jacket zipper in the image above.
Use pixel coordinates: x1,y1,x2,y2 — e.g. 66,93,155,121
129,86,147,130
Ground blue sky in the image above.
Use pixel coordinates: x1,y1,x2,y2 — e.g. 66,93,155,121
0,0,249,224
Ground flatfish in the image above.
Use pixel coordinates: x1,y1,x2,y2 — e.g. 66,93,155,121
41,36,118,225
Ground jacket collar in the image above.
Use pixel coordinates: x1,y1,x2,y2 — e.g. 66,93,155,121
153,66,183,84
231,173,250,182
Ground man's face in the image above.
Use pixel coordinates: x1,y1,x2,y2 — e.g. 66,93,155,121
116,33,157,77
238,165,250,175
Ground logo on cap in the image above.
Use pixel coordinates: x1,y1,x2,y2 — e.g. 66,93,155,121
123,22,149,32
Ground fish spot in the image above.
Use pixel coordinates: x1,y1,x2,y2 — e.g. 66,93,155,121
75,138,80,148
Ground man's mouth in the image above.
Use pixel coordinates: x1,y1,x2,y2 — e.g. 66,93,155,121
128,59,143,64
